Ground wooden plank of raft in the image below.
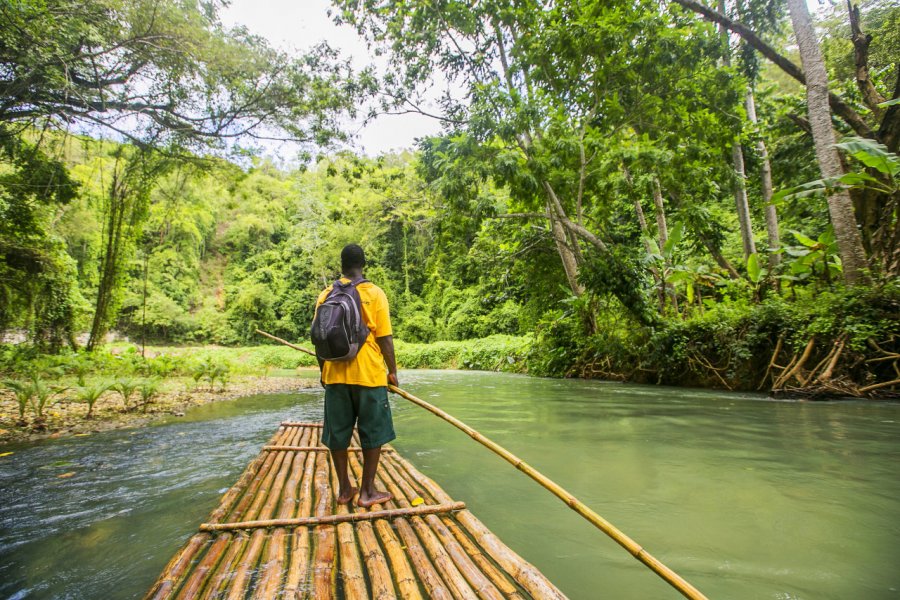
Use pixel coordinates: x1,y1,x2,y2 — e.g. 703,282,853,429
281,421,324,427
199,501,467,531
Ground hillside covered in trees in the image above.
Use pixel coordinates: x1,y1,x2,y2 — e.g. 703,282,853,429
1,0,898,396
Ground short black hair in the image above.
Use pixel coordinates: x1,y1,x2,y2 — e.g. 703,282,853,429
341,244,366,272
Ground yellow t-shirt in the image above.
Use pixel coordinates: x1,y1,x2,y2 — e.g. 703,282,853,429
315,278,392,387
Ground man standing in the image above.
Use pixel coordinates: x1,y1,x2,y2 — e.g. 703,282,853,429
315,244,398,507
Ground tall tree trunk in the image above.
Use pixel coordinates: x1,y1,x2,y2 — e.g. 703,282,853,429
718,0,757,262
652,177,678,313
87,170,129,351
731,142,757,261
787,0,870,284
745,89,780,268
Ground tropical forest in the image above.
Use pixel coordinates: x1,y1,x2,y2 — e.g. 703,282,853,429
0,0,899,599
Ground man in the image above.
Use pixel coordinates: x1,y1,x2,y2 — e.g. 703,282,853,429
315,244,398,507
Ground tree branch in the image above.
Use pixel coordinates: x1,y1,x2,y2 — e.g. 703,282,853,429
670,0,874,139
847,0,885,118
491,212,547,219
543,180,609,253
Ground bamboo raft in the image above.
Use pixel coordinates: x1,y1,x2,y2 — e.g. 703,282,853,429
145,421,567,599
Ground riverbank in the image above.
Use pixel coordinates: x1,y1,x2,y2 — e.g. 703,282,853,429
2,314,897,449
0,375,317,446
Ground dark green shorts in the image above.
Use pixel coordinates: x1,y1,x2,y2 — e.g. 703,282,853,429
322,384,395,450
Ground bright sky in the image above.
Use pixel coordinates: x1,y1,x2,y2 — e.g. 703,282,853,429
220,0,445,157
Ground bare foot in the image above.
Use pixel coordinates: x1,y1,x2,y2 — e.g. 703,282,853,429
337,487,358,505
357,490,392,508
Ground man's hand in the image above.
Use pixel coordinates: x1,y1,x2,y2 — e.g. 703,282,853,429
387,372,399,388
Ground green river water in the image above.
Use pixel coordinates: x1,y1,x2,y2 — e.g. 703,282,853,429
1,370,898,599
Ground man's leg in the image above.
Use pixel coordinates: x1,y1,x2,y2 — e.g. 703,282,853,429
359,447,391,507
322,384,358,505
356,385,396,508
330,449,358,505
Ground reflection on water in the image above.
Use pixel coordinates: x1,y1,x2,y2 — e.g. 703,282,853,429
1,371,898,599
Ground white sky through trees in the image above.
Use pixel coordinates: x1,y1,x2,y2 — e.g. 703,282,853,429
221,0,447,157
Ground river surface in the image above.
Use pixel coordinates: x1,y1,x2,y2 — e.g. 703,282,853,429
1,370,899,599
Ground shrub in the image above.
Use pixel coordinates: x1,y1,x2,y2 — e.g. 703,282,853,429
72,381,113,419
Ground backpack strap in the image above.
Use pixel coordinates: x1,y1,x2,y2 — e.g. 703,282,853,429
333,277,369,288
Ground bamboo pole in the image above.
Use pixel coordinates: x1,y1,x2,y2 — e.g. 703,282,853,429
224,528,267,600
207,426,287,524
201,502,467,532
276,429,313,520
199,532,249,600
312,450,336,599
329,455,371,600
255,444,298,522
237,450,287,521
252,528,287,600
174,533,232,600
228,444,283,522
246,437,311,598
145,428,291,599
284,435,319,596
144,533,209,600
425,513,506,600
257,332,708,599
379,457,520,600
378,458,479,600
258,329,312,353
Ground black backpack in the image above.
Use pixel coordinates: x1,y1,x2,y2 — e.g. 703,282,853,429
310,278,371,361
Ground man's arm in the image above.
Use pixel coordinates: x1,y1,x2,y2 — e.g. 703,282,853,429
317,356,325,388
376,335,398,387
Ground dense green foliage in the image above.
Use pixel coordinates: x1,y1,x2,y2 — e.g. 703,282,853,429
1,0,898,396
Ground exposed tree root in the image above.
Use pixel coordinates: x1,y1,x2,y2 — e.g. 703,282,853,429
771,336,898,400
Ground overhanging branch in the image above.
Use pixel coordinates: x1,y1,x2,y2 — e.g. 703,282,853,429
670,0,874,139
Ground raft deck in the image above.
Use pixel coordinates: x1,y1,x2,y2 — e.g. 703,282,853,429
146,422,567,599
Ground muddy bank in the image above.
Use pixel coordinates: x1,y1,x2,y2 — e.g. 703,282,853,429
0,376,318,446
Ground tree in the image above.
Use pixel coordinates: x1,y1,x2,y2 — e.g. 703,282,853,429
717,0,757,262
0,128,82,349
85,148,160,350
786,0,870,284
0,0,363,150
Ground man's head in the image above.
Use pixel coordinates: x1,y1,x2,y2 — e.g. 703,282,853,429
341,244,366,276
